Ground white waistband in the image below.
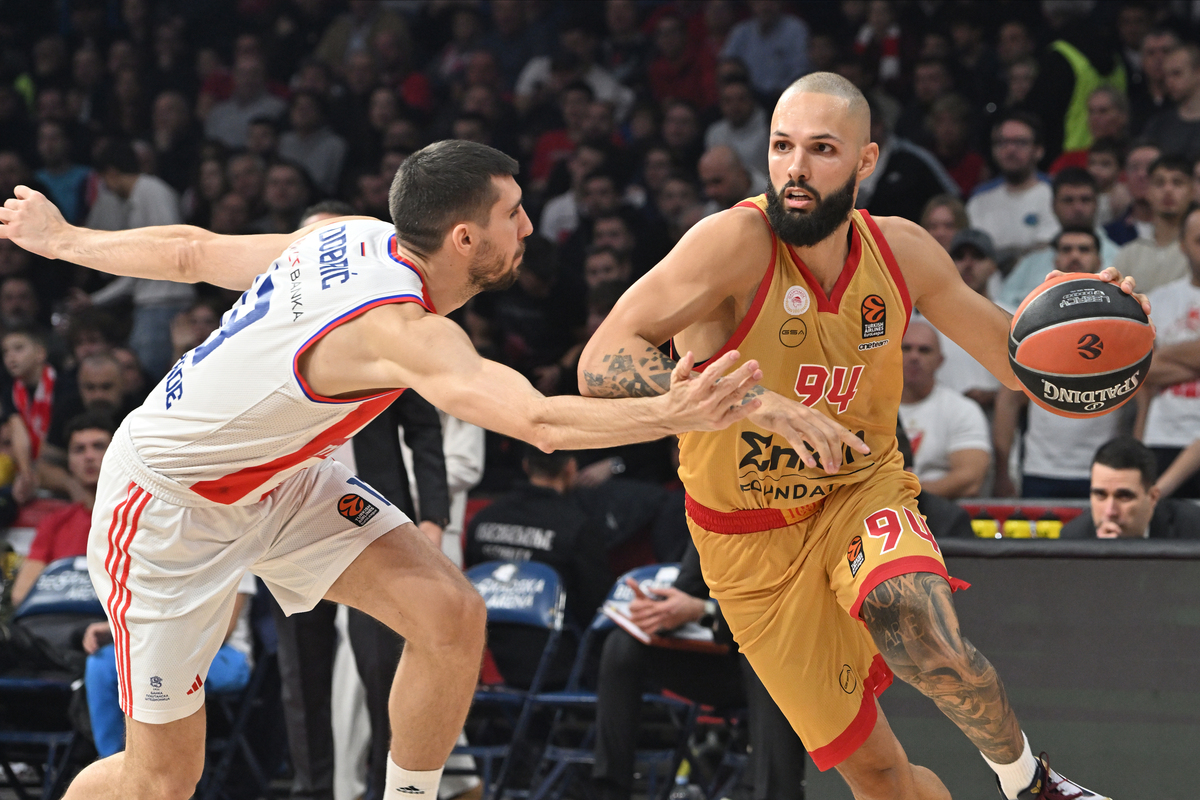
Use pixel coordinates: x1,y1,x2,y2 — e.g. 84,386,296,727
109,423,226,508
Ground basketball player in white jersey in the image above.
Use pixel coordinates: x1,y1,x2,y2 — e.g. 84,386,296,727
0,141,774,800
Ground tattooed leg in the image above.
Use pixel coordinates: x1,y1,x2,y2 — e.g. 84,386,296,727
581,343,766,406
861,573,1024,764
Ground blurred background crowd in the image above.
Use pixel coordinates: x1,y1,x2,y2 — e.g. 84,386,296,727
3,1,1200,797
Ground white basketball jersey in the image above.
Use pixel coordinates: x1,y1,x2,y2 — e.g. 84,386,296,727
123,219,432,506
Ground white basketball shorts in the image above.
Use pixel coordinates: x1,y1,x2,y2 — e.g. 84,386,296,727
87,450,409,724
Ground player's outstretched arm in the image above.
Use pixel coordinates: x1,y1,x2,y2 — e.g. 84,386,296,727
578,209,869,474
306,305,764,451
0,185,371,290
881,216,1022,391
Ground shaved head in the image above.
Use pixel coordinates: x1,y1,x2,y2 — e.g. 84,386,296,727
778,72,871,144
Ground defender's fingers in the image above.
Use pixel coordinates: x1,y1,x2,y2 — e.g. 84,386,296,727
701,349,742,386
715,359,761,400
672,350,696,382
13,185,33,200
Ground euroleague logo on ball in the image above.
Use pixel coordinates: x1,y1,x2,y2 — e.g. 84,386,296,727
1077,333,1103,360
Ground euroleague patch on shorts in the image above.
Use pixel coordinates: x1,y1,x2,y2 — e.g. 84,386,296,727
338,493,379,527
847,536,865,577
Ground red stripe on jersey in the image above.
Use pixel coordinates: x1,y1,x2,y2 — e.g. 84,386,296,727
858,210,912,331
188,392,400,504
783,223,862,314
690,201,777,372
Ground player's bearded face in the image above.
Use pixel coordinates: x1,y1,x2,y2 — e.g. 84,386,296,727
764,169,857,248
469,237,523,292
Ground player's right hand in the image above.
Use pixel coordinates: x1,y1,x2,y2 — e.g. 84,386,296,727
0,186,70,260
751,392,870,475
665,350,763,432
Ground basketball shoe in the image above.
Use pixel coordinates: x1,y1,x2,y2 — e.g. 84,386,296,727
1001,752,1111,799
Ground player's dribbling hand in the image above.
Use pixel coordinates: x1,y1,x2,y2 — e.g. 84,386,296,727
666,350,763,432
1044,267,1152,316
750,392,870,475
0,186,70,260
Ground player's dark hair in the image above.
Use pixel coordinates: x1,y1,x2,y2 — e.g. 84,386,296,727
1052,167,1097,195
1092,437,1158,488
387,140,519,258
992,110,1043,146
522,444,574,479
65,410,116,448
1052,226,1100,252
93,138,140,175
301,199,356,221
1148,153,1194,179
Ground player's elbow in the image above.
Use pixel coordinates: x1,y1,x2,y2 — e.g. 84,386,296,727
577,339,605,396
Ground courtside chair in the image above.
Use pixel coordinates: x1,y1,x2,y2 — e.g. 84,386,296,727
450,561,567,800
527,564,699,800
0,556,104,799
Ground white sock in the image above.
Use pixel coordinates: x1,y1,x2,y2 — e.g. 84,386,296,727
981,733,1038,799
386,755,444,798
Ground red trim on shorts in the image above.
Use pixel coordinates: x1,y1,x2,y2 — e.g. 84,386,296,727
808,654,895,771
685,201,777,371
782,223,862,315
848,555,953,621
103,483,150,717
857,210,913,332
188,393,399,505
684,493,824,533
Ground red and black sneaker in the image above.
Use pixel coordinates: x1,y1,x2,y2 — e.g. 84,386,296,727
1002,753,1111,800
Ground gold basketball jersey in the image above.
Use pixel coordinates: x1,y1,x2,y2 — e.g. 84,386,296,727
678,198,911,514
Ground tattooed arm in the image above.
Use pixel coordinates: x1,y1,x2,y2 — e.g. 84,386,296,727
580,208,867,472
860,573,1024,763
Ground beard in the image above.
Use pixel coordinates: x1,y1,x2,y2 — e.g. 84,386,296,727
764,170,857,248
468,239,523,293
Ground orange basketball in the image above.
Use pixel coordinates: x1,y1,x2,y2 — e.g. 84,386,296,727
338,494,364,517
1008,273,1154,418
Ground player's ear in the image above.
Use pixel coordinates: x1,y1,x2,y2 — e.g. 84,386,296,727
450,222,472,256
858,142,879,181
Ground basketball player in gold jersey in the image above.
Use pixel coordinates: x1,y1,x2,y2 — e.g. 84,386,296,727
581,73,1145,800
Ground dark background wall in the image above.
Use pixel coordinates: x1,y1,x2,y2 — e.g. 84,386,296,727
805,541,1200,799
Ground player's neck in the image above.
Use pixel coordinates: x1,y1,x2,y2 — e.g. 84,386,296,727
394,244,453,314
791,220,853,295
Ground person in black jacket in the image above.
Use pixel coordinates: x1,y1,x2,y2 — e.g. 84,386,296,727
271,202,453,800
1060,437,1200,539
591,542,807,800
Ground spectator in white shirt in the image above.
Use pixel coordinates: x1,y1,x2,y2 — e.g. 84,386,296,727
1139,204,1200,497
898,320,991,499
704,77,769,177
278,91,347,196
966,111,1058,269
1110,153,1192,295
203,54,287,149
78,139,193,378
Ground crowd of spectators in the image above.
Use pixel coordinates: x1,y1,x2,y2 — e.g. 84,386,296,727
5,0,1200,796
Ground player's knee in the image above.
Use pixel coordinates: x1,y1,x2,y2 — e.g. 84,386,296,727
840,762,908,799
419,577,486,652
121,754,204,800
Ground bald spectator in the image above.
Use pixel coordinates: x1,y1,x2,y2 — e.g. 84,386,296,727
897,320,991,499
203,55,287,149
704,78,769,177
76,353,133,420
1142,44,1200,162
698,146,759,213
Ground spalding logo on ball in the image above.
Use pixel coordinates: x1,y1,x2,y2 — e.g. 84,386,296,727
1009,273,1154,417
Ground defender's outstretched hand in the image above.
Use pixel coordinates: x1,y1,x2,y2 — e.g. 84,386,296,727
750,392,871,475
0,186,70,260
666,350,763,432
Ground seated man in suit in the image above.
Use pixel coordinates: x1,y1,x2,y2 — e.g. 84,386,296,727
1061,437,1200,538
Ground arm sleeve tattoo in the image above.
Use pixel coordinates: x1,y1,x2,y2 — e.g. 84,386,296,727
582,343,766,406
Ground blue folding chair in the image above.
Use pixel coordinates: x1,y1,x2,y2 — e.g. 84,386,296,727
449,561,567,800
527,564,700,800
0,556,104,799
